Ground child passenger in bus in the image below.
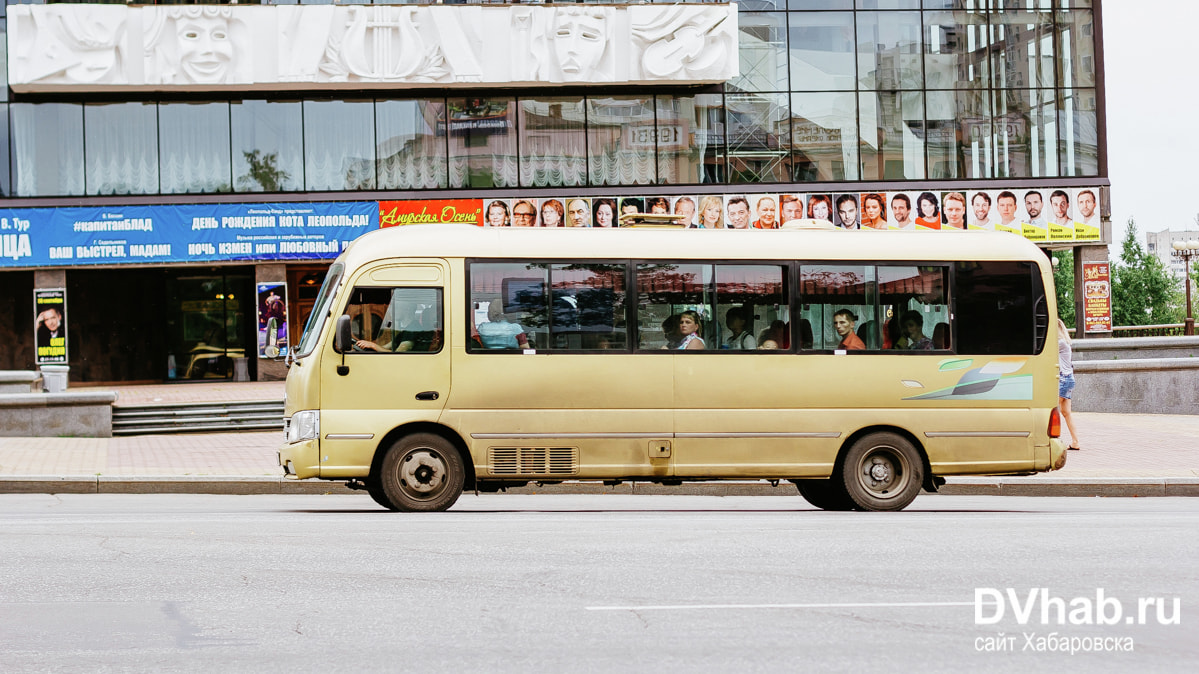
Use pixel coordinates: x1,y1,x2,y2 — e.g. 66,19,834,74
478,299,530,349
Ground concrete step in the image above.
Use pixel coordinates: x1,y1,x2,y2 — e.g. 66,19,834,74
112,399,284,435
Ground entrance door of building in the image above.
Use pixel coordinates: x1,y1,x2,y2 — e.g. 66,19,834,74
166,271,253,380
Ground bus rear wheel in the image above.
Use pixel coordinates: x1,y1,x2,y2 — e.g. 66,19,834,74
840,432,924,512
378,433,465,512
795,479,856,511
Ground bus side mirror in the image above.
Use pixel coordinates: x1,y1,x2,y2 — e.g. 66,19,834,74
264,318,281,358
334,314,353,353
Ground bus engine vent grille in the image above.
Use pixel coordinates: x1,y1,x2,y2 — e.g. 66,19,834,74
489,447,579,475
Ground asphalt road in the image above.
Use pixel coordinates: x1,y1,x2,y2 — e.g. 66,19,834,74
1,494,1196,673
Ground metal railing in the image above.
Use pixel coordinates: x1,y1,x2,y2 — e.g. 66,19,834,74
1069,324,1186,339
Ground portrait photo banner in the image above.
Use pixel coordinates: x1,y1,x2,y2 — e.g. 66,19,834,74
0,202,376,269
33,288,68,365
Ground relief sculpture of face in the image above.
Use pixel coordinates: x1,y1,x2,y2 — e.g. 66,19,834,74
176,16,233,84
554,9,608,80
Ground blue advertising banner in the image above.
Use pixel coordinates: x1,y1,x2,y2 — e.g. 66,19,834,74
0,202,377,269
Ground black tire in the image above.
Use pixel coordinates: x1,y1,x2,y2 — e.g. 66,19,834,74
795,479,856,511
377,433,465,512
840,432,924,512
364,476,394,511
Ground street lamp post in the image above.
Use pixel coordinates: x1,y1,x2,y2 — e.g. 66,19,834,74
1172,239,1199,336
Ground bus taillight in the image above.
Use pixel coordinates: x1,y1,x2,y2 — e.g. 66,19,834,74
1048,407,1061,438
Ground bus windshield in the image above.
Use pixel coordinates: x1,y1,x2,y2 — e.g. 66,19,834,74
296,263,343,358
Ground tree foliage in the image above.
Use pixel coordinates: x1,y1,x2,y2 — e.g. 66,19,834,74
1052,249,1074,328
237,150,290,192
1110,219,1183,326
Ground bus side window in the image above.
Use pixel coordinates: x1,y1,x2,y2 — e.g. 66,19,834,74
879,266,950,352
469,262,549,351
550,263,627,351
341,287,443,354
799,265,876,351
635,263,713,350
714,264,788,351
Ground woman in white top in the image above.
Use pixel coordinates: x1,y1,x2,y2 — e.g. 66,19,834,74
1057,319,1080,450
677,310,706,350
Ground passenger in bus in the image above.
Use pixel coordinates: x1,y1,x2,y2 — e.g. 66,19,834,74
660,315,682,349
758,319,790,350
355,302,420,352
478,299,530,349
676,310,706,350
798,319,814,349
932,322,950,350
758,338,779,350
896,310,933,350
833,309,865,350
722,307,756,350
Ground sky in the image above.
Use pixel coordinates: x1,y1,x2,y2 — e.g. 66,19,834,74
1103,0,1199,249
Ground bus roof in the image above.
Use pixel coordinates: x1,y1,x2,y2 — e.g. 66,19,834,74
339,224,1050,271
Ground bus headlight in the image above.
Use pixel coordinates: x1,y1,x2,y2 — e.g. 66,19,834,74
287,410,320,444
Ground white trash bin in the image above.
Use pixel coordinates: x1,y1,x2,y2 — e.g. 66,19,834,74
40,365,70,393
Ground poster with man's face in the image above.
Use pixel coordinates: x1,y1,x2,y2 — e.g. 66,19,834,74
257,283,288,358
34,288,68,365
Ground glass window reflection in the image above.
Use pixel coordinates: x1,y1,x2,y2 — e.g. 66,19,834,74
85,102,158,196
518,97,586,188
859,91,925,180
657,94,725,185
791,92,859,181
994,88,1058,178
926,89,993,179
729,12,789,93
990,9,1056,89
856,11,923,90
726,93,792,184
1056,9,1095,88
11,103,84,197
588,96,655,186
160,102,232,194
377,99,446,190
304,100,375,192
788,12,856,92
232,100,303,193
924,10,989,89
447,97,517,189
1059,88,1098,177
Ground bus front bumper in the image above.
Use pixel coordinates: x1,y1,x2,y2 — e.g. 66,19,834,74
279,439,320,480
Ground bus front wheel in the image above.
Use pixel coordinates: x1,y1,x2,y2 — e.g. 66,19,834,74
840,432,924,512
378,433,465,512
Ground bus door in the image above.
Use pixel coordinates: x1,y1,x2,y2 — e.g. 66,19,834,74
319,261,450,475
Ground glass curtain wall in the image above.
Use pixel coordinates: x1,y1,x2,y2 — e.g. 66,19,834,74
0,4,1100,197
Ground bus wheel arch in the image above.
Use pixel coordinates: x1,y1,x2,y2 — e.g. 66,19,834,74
369,423,476,511
835,426,929,512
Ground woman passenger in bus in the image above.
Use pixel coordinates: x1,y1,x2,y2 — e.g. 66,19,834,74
676,310,705,350
896,310,933,350
833,309,865,350
541,199,565,227
478,299,530,349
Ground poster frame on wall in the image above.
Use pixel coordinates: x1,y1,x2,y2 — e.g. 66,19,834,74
256,282,288,358
33,288,68,365
1081,261,1113,334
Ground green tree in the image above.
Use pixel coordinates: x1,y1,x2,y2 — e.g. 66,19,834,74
1110,219,1183,326
237,150,290,192
1052,249,1074,329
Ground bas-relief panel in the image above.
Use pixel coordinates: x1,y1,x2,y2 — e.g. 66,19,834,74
7,4,739,92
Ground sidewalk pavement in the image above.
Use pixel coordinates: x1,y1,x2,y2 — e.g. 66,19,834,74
1,381,1196,498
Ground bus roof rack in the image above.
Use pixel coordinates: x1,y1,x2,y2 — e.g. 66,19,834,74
618,213,686,228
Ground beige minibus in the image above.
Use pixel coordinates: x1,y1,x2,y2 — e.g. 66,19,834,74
279,224,1066,511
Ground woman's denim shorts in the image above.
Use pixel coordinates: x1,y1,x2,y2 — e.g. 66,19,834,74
1058,373,1076,399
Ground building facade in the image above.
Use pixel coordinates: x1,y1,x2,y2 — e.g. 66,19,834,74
0,0,1109,383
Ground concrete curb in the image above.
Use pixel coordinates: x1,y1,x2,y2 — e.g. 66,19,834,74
1,476,1197,497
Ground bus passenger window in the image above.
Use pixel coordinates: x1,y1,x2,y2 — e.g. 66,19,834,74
469,262,550,352
714,264,788,351
799,265,877,351
955,261,1041,355
341,287,443,354
636,263,713,350
878,266,949,351
550,264,627,350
